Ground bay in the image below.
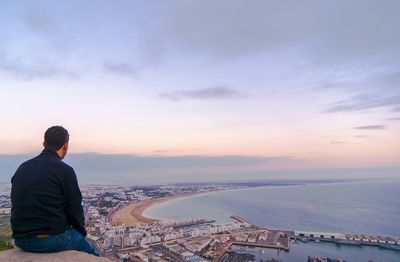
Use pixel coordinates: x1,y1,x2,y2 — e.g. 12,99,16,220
144,180,400,261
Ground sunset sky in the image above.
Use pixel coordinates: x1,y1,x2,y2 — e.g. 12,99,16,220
1,1,399,183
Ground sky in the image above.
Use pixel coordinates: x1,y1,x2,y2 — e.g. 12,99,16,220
1,0,399,184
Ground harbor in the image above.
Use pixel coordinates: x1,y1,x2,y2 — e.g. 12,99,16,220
87,182,400,261
293,230,400,251
215,216,400,259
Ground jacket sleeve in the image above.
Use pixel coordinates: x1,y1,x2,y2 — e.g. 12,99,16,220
63,167,87,237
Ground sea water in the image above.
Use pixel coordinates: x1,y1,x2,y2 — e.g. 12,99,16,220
144,180,400,261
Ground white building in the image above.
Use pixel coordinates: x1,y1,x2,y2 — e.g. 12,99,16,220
247,234,257,243
294,231,346,240
235,233,248,242
259,231,268,241
140,235,161,245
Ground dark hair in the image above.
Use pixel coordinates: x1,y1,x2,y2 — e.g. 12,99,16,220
44,126,69,152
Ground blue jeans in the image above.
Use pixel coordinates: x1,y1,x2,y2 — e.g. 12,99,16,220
14,228,100,257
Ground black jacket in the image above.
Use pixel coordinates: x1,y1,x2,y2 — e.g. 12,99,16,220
10,150,87,238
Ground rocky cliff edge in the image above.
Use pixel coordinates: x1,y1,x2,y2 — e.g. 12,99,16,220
0,248,112,262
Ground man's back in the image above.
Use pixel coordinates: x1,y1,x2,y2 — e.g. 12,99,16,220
10,125,99,256
11,149,86,238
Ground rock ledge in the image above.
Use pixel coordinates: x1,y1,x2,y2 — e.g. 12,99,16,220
0,248,111,262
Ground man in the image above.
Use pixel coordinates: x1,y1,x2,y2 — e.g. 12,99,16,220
11,126,100,256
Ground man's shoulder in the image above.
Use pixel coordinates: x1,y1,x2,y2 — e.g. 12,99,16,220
18,154,74,174
46,158,75,175
16,155,42,169
58,161,75,173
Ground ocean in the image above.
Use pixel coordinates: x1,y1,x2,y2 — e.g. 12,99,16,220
144,179,400,262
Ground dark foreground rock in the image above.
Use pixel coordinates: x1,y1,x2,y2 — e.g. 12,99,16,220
0,248,112,262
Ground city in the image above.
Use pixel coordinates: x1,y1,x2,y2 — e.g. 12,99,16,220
0,183,399,262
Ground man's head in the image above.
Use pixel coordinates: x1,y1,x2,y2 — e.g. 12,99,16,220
43,126,69,159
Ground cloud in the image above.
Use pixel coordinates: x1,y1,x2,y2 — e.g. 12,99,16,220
0,5,76,81
377,68,400,89
353,125,386,130
134,1,400,64
21,7,72,54
394,106,400,112
0,54,68,80
4,1,400,75
0,153,293,184
159,87,243,101
354,135,368,138
331,141,346,144
319,67,400,93
320,66,400,114
68,153,291,169
2,153,398,184
386,117,400,121
6,1,400,81
24,9,59,36
324,94,400,113
103,61,139,77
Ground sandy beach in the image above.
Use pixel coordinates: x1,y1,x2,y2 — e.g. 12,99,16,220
111,186,271,226
111,192,205,226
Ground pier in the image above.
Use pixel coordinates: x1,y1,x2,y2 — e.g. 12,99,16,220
230,215,257,227
293,230,400,251
164,218,216,229
217,217,400,260
230,216,400,252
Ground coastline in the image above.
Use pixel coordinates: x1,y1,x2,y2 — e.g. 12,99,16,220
111,184,300,226
106,181,400,262
111,191,219,226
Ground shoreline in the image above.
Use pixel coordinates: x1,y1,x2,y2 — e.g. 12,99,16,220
110,183,321,226
111,184,303,226
111,190,218,226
